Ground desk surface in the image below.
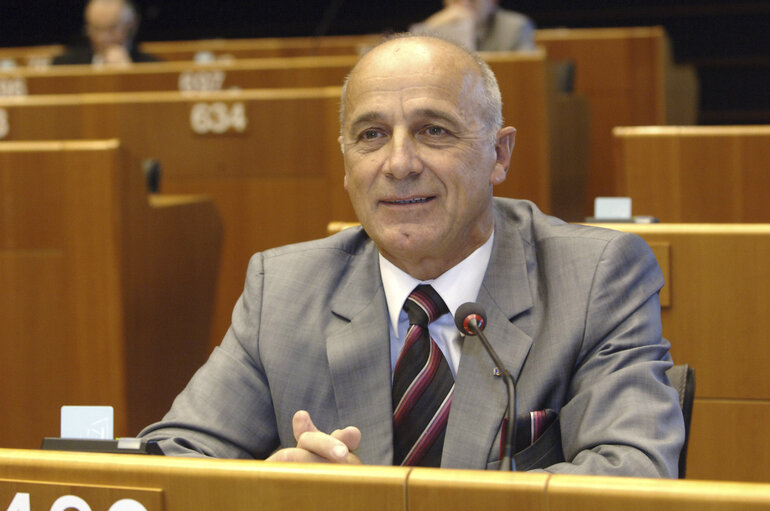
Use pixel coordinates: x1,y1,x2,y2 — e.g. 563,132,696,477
1,449,770,511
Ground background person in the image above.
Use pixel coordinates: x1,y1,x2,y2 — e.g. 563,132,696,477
53,0,159,65
410,0,535,51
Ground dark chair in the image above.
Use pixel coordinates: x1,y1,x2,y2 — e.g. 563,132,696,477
666,364,696,478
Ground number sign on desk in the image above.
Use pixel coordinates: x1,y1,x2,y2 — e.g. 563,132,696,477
2,479,161,511
189,101,248,134
178,70,227,92
0,77,27,97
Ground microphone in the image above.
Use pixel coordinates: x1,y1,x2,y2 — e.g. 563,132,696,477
455,302,517,471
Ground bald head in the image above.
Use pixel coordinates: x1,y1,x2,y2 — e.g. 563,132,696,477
85,0,138,54
340,34,503,141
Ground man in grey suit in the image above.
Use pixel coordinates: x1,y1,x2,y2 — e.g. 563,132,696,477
410,0,536,51
140,34,684,476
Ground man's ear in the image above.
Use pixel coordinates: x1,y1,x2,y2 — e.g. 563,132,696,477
490,126,516,186
337,135,345,154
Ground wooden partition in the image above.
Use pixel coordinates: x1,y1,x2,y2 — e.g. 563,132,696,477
0,56,358,95
0,44,62,68
0,34,379,67
1,449,770,511
0,88,345,351
612,126,770,222
141,34,382,61
0,140,221,447
535,27,667,216
593,223,770,482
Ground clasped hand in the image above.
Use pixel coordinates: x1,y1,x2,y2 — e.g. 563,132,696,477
266,410,362,464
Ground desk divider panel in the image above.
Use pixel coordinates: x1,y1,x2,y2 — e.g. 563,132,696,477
0,140,220,447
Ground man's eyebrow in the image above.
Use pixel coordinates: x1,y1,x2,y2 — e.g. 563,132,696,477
412,108,463,128
348,111,384,131
348,108,463,132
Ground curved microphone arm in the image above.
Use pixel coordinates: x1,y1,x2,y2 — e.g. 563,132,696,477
455,302,517,471
465,318,517,471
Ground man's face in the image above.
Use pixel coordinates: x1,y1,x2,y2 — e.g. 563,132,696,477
86,1,133,53
341,38,514,279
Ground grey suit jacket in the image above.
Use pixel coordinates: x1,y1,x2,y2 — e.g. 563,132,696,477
477,8,536,52
141,198,684,476
409,8,535,52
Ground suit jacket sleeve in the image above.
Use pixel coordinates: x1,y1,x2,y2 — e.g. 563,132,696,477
139,252,280,458
543,232,685,477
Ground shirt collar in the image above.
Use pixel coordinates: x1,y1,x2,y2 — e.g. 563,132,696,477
379,231,495,334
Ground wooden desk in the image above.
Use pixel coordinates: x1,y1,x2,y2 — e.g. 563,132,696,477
536,27,667,216
1,449,769,511
612,126,770,222
0,140,221,447
0,88,344,351
594,223,770,482
140,34,382,61
0,34,379,67
1,56,358,95
0,44,62,68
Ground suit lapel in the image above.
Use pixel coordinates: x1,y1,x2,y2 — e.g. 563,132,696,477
442,205,535,468
326,239,394,465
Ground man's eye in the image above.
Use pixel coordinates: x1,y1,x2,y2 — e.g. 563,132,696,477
361,129,381,140
425,126,447,136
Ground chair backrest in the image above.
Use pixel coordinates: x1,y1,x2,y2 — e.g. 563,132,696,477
666,364,696,478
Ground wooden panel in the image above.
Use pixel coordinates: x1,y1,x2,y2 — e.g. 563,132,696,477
407,469,548,511
547,474,770,510
0,35,379,66
1,56,358,95
0,252,68,448
1,448,770,511
0,89,342,349
0,449,408,511
688,399,770,482
140,34,382,61
0,44,62,67
484,51,552,214
536,27,666,216
613,126,770,222
0,140,220,446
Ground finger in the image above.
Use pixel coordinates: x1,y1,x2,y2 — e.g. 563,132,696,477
296,430,351,462
266,447,331,464
331,426,362,451
292,410,319,442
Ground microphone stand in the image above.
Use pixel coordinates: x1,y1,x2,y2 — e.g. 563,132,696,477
468,319,517,471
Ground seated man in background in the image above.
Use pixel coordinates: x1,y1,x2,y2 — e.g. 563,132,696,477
140,34,684,476
53,0,159,65
410,0,536,51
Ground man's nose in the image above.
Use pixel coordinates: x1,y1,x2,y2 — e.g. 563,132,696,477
385,129,422,179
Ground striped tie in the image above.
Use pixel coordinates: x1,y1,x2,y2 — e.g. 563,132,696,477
392,284,453,467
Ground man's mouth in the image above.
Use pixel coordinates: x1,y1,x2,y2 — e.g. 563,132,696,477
382,196,434,205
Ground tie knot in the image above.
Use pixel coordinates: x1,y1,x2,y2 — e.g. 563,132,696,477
404,285,448,327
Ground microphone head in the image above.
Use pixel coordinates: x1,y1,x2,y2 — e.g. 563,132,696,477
454,302,487,335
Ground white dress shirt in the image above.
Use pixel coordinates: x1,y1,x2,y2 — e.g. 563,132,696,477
379,232,494,377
